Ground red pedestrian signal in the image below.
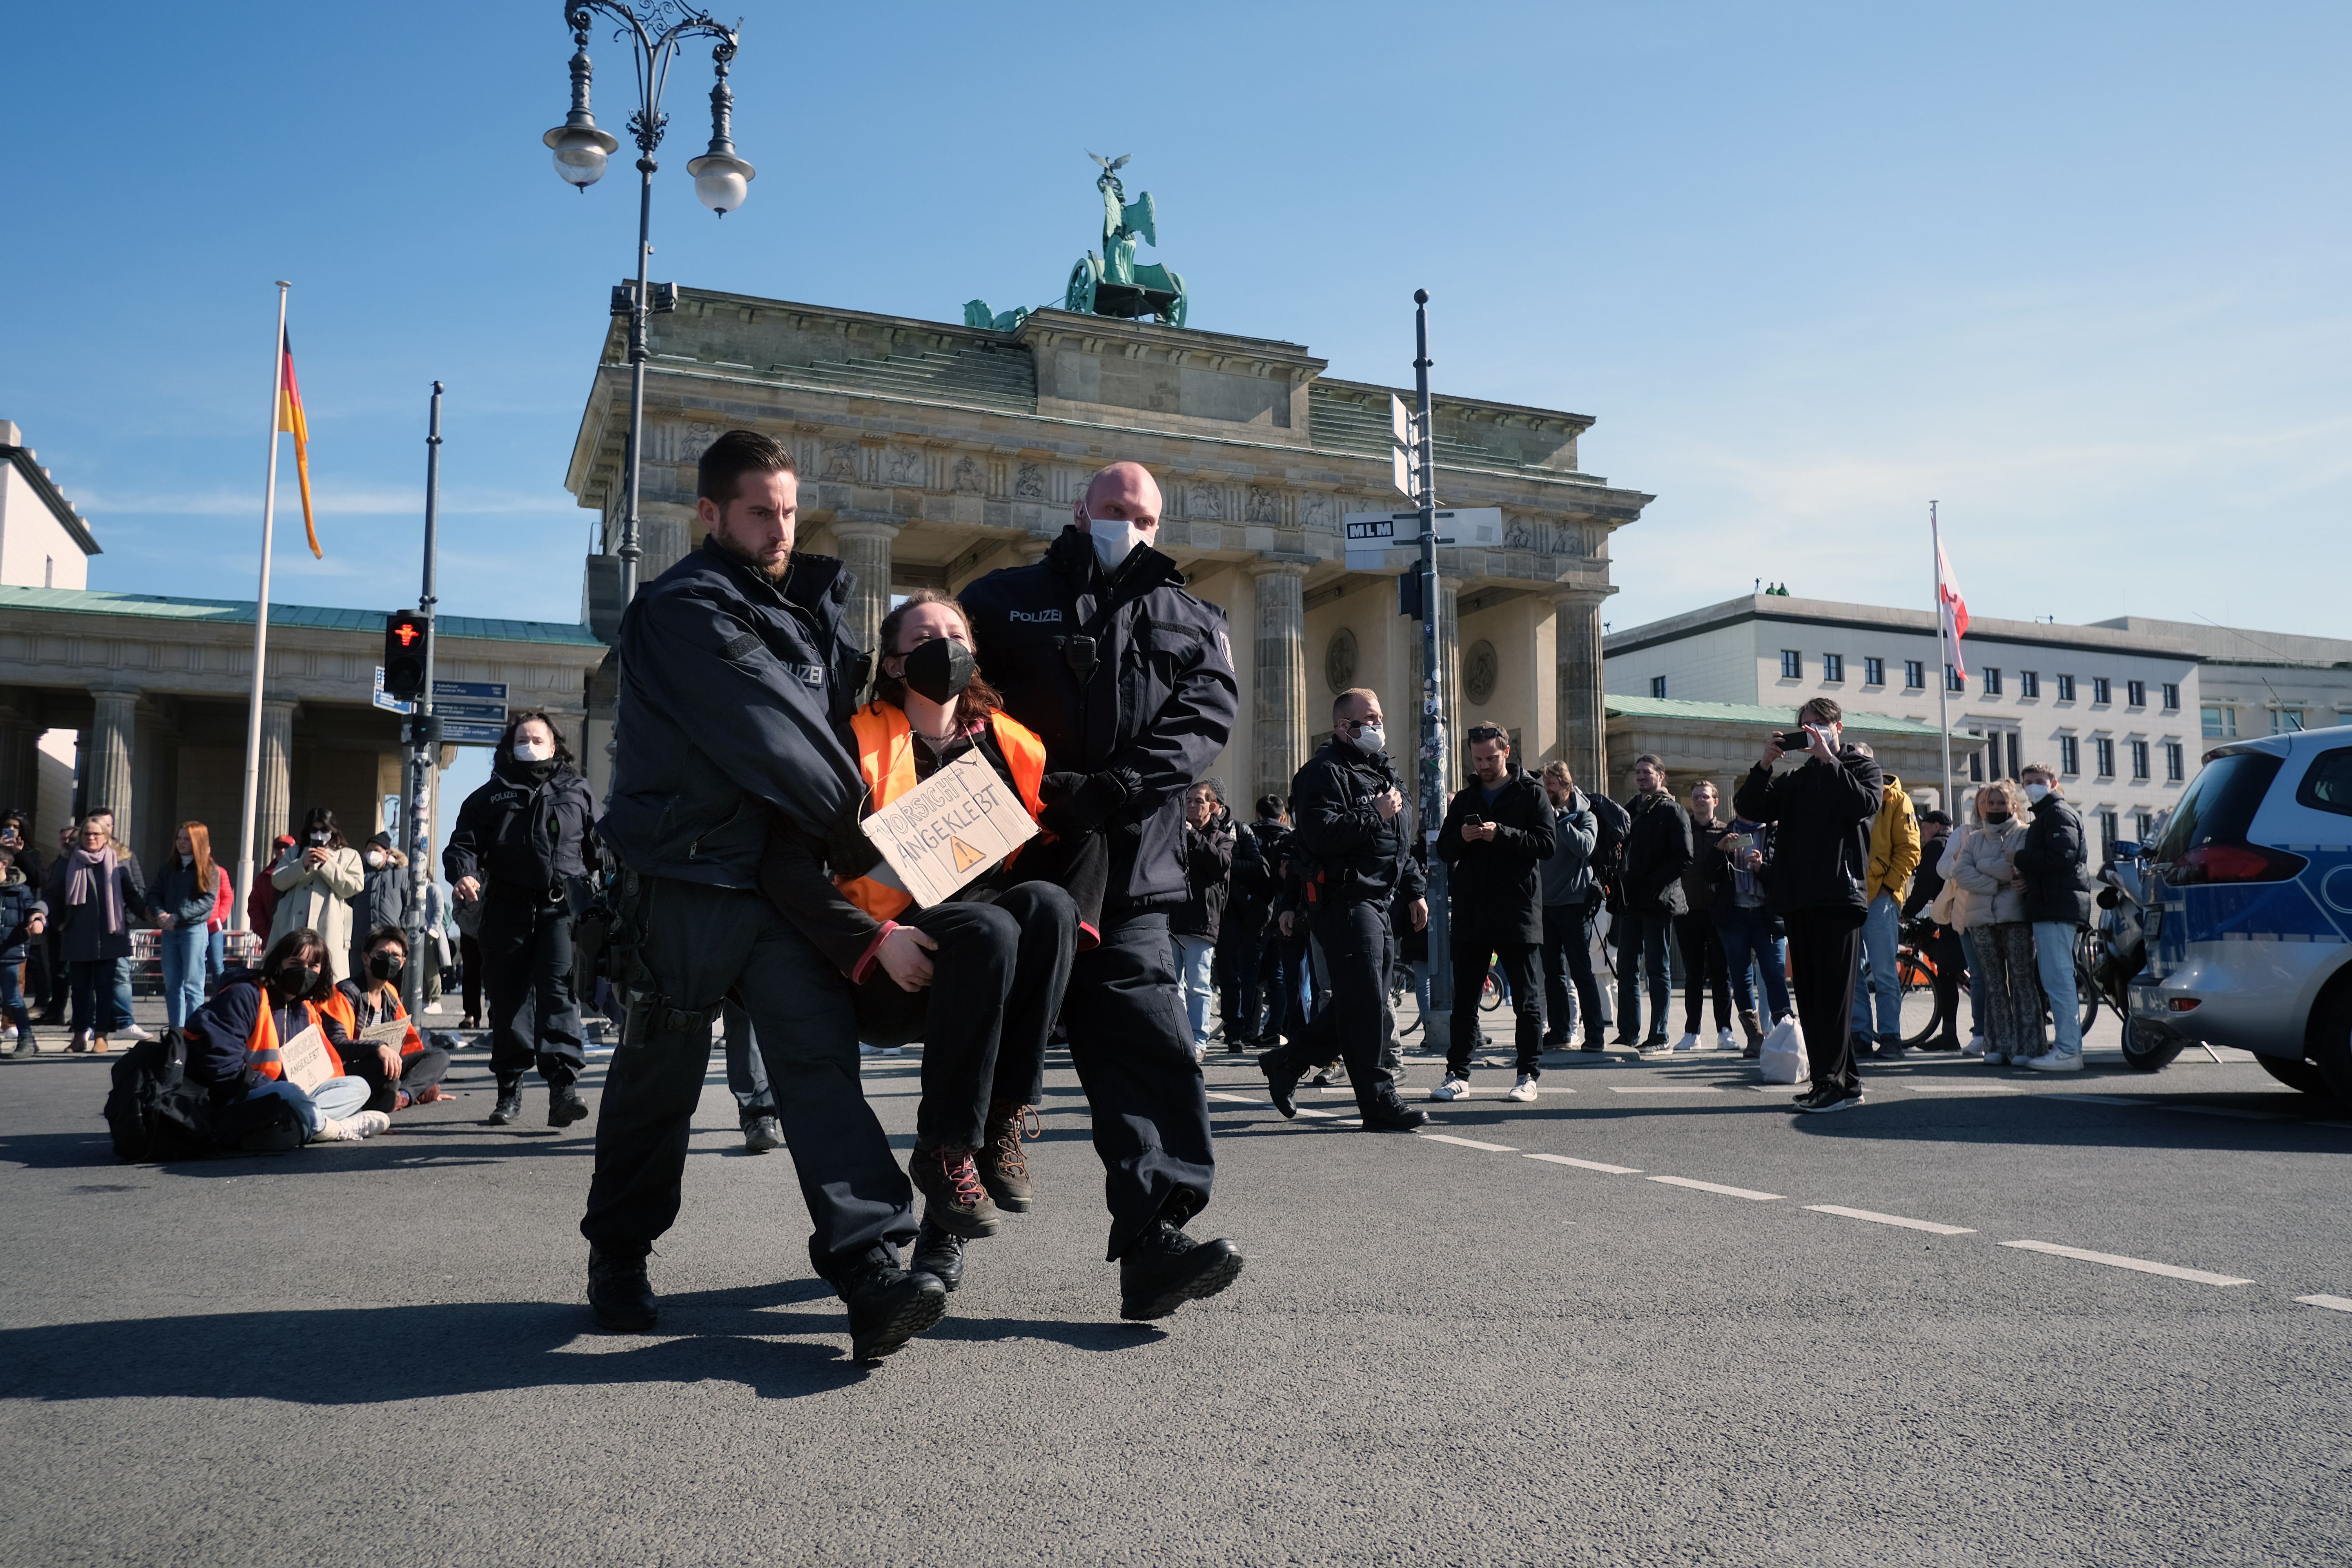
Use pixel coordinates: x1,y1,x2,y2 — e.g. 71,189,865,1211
384,610,431,702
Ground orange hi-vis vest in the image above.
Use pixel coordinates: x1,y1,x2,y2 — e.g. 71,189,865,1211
243,985,343,1082
322,985,424,1056
836,701,1049,922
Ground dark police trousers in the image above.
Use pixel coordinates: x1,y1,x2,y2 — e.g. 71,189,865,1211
580,877,914,1280
1303,895,1402,1111
1063,909,1216,1261
479,891,585,1088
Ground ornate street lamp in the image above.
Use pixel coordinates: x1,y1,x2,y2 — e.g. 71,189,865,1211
544,1,754,610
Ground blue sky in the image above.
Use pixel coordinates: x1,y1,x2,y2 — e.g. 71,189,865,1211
6,1,2348,647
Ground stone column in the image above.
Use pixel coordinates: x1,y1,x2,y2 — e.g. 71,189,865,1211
1553,588,1608,792
256,699,297,855
1250,563,1308,804
87,688,139,846
831,519,900,666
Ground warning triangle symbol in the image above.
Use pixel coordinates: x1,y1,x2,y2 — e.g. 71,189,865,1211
949,835,987,873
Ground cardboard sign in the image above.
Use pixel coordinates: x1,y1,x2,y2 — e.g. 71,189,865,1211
358,1018,410,1053
278,1023,335,1094
860,751,1038,909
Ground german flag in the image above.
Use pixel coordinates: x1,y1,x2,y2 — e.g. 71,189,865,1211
278,329,320,558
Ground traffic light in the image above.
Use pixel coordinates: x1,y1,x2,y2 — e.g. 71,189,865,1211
384,610,430,702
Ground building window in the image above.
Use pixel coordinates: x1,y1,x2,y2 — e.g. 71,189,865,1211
2272,707,2307,734
2164,742,2184,781
2056,674,2077,702
2127,679,2146,707
1983,667,2003,696
2136,810,2156,843
1969,740,1985,783
1904,659,1925,690
2019,670,2040,699
1862,656,1883,686
2100,811,2119,858
1780,650,1802,679
2092,677,2112,704
1650,675,1667,699
1822,653,1844,682
1946,664,1965,692
2202,705,2236,739
2059,735,2080,775
2162,682,2180,711
2095,737,2116,777
2130,740,2151,780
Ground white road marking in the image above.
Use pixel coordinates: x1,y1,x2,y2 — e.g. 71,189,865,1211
1610,1085,1724,1094
1748,1085,1808,1094
1805,1203,1976,1236
1648,1174,1782,1201
1292,1106,1343,1119
1524,1152,1642,1174
2001,1239,2253,1287
1420,1134,1518,1152
1899,1084,2021,1094
1205,1091,1260,1104
2295,1294,2352,1313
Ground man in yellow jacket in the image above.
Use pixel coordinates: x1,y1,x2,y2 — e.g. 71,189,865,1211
1849,744,1919,1058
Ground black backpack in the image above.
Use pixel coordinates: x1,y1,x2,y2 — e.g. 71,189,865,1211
103,1033,306,1163
1588,791,1632,889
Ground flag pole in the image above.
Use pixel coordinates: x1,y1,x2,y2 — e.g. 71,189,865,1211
234,281,290,943
1933,499,1953,816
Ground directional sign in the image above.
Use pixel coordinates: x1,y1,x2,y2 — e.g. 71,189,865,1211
432,680,507,702
441,721,506,747
1389,394,1418,499
1340,508,1504,570
434,700,508,722
372,666,416,715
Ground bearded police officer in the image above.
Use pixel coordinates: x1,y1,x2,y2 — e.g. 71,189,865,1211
1258,688,1429,1131
581,430,947,1364
959,461,1245,1321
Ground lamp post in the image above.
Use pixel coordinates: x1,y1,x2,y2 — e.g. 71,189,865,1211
545,0,754,610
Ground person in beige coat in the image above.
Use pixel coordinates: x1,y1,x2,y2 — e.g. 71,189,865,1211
269,806,365,984
1945,782,2042,1065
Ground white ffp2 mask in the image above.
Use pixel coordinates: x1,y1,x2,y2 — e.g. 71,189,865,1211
513,740,554,764
1085,511,1147,574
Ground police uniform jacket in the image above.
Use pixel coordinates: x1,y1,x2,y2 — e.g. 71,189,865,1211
960,526,1239,912
598,537,868,889
445,762,596,902
1436,767,1556,946
1289,737,1427,909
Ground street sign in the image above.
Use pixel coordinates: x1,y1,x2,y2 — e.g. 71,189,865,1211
433,679,507,701
1341,507,1503,570
434,700,507,722
372,666,416,715
1389,394,1417,499
441,721,506,746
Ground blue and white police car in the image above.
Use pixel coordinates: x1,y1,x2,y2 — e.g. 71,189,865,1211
2129,724,2352,1098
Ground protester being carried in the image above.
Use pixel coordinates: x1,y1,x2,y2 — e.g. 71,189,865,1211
1949,782,2042,1065
182,927,388,1143
269,808,363,985
760,589,1079,1281
325,925,452,1112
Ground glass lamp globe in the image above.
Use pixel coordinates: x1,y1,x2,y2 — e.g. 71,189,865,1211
544,123,619,189
687,150,755,216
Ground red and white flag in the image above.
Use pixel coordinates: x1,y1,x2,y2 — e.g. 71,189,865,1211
1936,537,1969,679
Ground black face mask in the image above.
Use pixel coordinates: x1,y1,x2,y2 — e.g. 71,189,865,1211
1982,811,2011,825
901,637,975,706
274,962,319,995
367,951,405,981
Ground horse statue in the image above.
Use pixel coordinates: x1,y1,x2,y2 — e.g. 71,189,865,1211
963,153,1189,332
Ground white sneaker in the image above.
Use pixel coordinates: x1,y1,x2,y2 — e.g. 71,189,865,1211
2022,1050,2084,1073
1717,1028,1737,1051
348,1110,392,1137
116,1022,156,1043
1429,1076,1471,1102
310,1118,363,1143
1672,1032,1700,1053
1961,1035,1985,1058
1505,1074,1539,1103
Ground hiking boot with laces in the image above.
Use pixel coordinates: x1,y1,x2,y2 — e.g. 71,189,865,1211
910,1141,1003,1239
1119,1220,1245,1321
487,1081,523,1125
980,1100,1038,1212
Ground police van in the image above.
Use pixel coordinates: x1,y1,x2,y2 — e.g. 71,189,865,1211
2129,723,2352,1099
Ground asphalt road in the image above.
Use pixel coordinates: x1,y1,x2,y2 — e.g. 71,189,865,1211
3,991,2348,1567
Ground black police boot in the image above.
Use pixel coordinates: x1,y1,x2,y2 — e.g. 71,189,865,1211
911,1220,965,1293
1118,1220,1245,1322
487,1080,523,1125
587,1247,657,1332
1258,1046,1302,1119
1357,1090,1428,1132
9,1026,38,1058
842,1256,950,1363
548,1080,589,1128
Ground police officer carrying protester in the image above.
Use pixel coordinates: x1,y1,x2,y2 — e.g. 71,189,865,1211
445,710,596,1129
1258,687,1429,1131
581,430,947,1364
959,460,1245,1322
1431,724,1556,1103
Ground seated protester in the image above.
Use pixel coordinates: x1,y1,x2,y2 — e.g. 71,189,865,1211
758,590,1080,1278
324,926,453,1113
183,927,388,1143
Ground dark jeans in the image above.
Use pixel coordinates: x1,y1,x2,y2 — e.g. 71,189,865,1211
1449,938,1544,1078
1062,909,1216,1261
853,883,1077,1150
1784,906,1865,1093
458,933,482,1021
1,958,28,1027
1673,912,1732,1033
1713,903,1792,1024
1540,901,1604,1046
479,896,584,1087
1613,910,1675,1042
342,1038,454,1114
581,877,914,1281
1280,896,1399,1111
1216,921,1266,1047
722,1000,773,1127
68,957,134,1037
